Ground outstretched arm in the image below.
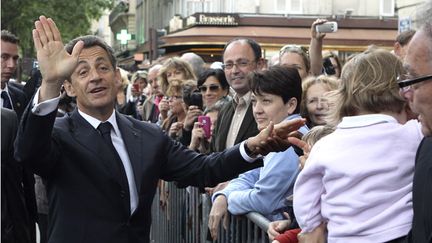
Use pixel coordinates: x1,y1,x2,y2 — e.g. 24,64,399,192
33,15,83,102
309,19,327,76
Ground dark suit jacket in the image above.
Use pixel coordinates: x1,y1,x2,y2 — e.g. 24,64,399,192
15,106,262,243
406,137,432,243
1,108,35,243
8,82,28,120
211,99,259,152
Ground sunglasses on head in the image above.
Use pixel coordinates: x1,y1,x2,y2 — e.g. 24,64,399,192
199,84,221,92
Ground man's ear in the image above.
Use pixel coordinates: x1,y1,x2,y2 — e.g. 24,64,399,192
114,68,122,89
286,97,298,115
63,80,76,97
394,42,402,57
256,58,266,70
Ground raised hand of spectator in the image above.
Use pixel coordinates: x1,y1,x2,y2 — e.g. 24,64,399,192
311,19,327,40
208,195,229,240
158,97,169,120
288,137,311,170
168,121,183,138
310,18,328,76
189,121,204,150
184,105,202,131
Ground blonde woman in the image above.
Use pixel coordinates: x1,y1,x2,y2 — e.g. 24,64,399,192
300,75,339,128
293,49,423,242
158,57,196,94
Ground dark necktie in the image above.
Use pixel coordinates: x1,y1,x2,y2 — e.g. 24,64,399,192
97,122,129,190
1,91,12,109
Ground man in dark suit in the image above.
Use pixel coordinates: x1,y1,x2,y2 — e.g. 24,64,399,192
1,108,35,243
400,2,432,242
1,30,28,119
14,16,304,243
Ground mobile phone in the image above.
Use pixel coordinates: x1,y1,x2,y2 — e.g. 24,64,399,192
189,91,203,110
316,22,338,33
198,115,211,139
133,83,140,91
322,57,336,75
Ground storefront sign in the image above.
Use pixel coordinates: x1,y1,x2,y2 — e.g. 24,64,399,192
195,13,239,26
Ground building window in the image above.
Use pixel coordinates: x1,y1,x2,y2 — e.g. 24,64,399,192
186,0,212,15
275,0,303,14
380,0,394,16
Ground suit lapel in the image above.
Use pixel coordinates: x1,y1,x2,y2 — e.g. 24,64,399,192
116,113,143,193
216,102,235,151
69,110,125,185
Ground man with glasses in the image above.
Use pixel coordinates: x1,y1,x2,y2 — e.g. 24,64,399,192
208,38,263,238
399,1,432,242
211,38,263,152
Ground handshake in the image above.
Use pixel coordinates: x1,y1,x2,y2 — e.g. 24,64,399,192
245,118,306,157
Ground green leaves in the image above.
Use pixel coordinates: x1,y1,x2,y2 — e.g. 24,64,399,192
1,0,113,57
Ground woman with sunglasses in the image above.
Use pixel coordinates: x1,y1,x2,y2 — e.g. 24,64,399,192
197,68,231,109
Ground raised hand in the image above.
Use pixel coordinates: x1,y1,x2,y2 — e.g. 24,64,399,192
287,137,311,169
273,118,306,139
311,18,327,40
33,16,84,101
245,118,306,156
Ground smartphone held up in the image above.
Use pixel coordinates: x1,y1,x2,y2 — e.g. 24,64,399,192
316,22,338,33
198,115,211,139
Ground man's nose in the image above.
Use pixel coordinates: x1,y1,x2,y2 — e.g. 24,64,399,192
6,57,17,68
89,68,102,81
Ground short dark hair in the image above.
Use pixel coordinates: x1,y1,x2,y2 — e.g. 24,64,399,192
65,35,117,68
249,65,302,114
223,38,262,61
1,30,19,44
197,68,229,91
396,29,416,46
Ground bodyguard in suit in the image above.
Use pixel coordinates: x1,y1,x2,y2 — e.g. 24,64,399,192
14,16,305,243
1,30,28,119
1,108,35,243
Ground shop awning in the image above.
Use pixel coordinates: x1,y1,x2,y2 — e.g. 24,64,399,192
162,25,398,51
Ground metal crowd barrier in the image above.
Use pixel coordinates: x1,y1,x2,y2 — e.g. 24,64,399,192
150,181,271,243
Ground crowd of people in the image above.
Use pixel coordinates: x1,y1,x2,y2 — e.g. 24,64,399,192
1,1,432,242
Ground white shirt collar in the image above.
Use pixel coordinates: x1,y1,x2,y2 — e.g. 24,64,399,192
1,85,10,93
78,109,120,136
337,114,397,129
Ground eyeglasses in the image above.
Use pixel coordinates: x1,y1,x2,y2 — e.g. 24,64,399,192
199,84,221,92
279,44,309,56
222,59,254,70
307,97,329,106
397,74,432,92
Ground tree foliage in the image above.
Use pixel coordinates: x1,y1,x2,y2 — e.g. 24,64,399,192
2,0,113,57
